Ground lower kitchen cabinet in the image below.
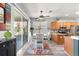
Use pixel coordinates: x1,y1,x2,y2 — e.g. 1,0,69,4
51,34,64,45
7,39,16,56
0,43,7,56
64,36,73,56
64,36,79,56
0,38,16,56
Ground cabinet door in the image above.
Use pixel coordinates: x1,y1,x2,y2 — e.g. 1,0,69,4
0,43,7,56
0,39,16,56
57,35,64,44
7,39,16,56
64,36,73,55
50,22,56,29
53,35,57,42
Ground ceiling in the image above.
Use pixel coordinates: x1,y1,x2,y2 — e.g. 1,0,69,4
17,3,79,20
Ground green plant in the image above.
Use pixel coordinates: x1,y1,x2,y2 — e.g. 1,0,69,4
4,30,12,40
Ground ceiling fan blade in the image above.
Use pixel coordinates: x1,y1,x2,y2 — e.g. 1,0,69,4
35,17,39,19
45,15,50,17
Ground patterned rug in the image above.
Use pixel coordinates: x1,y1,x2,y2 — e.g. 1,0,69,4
22,40,67,56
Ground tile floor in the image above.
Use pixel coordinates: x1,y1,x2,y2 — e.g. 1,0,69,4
49,41,67,56
17,39,67,56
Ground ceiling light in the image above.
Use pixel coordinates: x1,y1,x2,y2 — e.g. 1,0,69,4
76,11,79,14
65,14,69,16
49,10,52,13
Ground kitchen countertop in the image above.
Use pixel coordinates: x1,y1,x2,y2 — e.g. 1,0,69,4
51,32,67,36
64,35,79,40
0,37,16,44
71,36,79,40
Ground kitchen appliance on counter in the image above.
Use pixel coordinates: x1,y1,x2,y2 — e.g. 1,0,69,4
70,26,79,35
58,27,67,34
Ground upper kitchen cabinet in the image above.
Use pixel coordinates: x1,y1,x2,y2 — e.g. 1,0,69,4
55,22,59,29
63,22,78,29
50,22,56,30
71,22,78,26
51,21,79,30
50,21,62,30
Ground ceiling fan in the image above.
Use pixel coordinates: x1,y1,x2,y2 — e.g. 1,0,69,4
35,10,51,21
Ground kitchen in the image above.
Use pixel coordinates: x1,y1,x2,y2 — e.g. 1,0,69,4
0,3,79,56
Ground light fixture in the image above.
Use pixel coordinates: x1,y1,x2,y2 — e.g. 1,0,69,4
33,33,36,36
49,10,52,13
44,34,47,36
76,11,79,14
35,10,50,20
65,14,69,16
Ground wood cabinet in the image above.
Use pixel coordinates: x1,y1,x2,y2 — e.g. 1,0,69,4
58,35,64,44
50,22,56,30
55,22,61,29
51,22,61,30
50,22,79,30
64,36,73,55
64,36,79,56
51,34,64,45
64,22,77,27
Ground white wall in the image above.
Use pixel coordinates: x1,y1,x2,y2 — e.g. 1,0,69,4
57,19,79,22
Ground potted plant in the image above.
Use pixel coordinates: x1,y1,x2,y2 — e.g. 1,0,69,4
4,30,12,41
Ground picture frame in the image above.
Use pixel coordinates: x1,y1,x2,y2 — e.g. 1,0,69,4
0,3,6,31
4,3,11,23
0,3,5,23
0,7,4,23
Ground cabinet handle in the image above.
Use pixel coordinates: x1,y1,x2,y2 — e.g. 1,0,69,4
3,45,5,47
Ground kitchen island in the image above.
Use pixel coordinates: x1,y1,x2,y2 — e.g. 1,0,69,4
64,36,79,56
51,32,65,45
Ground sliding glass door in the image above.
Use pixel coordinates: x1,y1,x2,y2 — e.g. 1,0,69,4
23,18,28,45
